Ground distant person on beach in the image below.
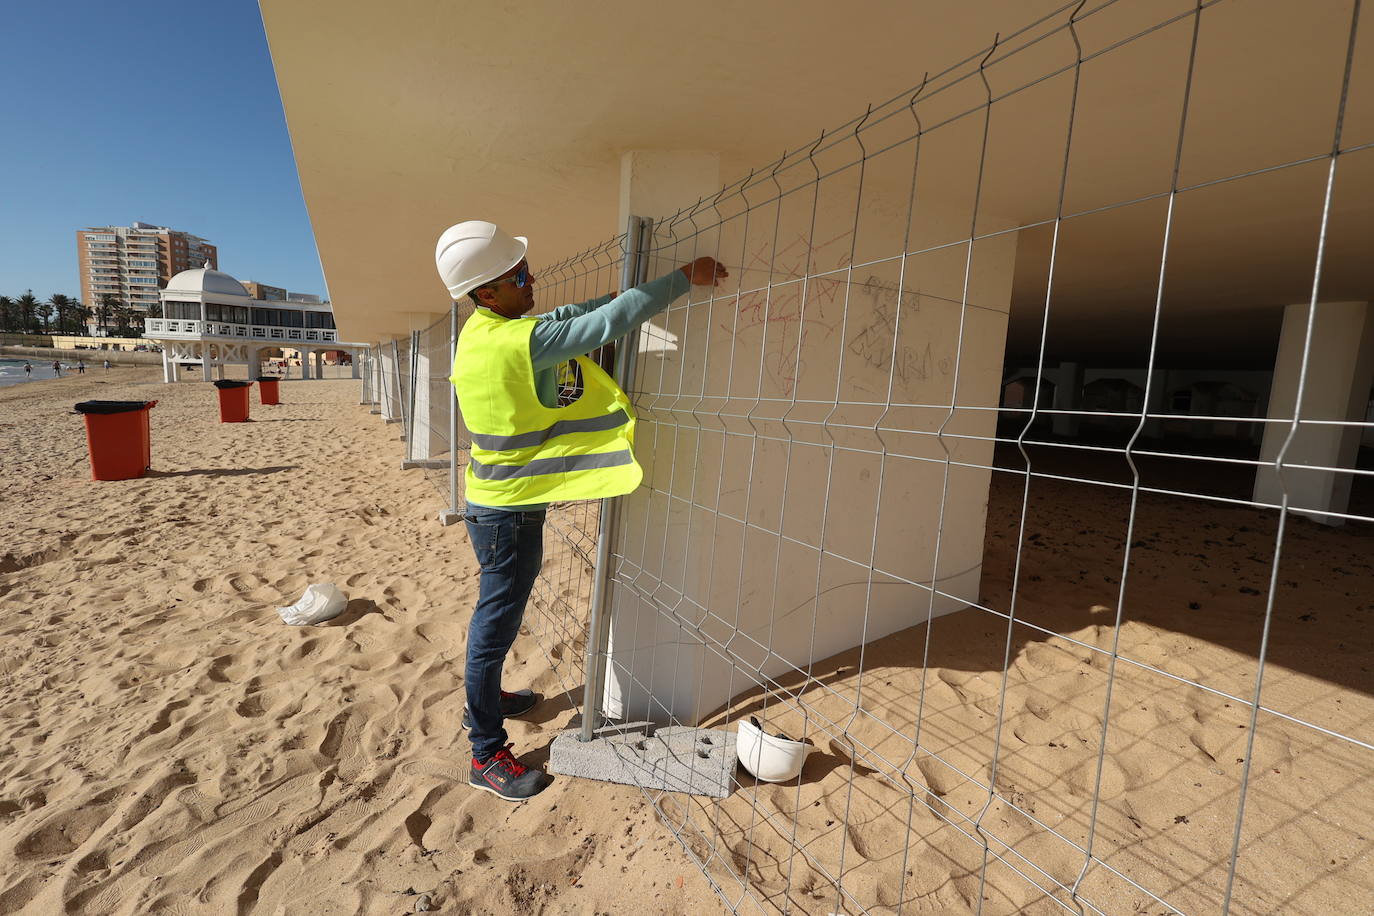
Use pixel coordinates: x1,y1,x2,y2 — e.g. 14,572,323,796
435,219,725,802
52,360,61,377
103,359,111,371
77,360,86,374
24,361,32,376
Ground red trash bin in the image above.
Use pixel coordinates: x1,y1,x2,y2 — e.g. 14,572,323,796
257,376,281,405
74,400,157,480
213,379,253,422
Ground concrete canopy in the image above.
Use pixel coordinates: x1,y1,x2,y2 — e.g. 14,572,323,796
261,0,1373,361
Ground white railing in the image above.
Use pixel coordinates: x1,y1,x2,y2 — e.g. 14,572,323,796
143,317,338,343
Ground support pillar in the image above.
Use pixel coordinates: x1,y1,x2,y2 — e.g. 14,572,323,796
604,162,1022,725
370,347,383,413
201,343,214,382
1143,368,1171,439
1051,361,1084,437
603,153,723,722
300,349,312,380
402,315,447,467
350,350,361,380
378,340,402,423
161,349,173,384
1254,301,1374,525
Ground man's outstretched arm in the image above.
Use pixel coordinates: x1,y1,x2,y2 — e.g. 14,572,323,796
530,257,727,371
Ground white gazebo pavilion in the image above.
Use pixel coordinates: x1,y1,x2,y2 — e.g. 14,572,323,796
143,265,366,382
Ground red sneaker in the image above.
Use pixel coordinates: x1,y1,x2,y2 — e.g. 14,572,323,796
469,745,547,801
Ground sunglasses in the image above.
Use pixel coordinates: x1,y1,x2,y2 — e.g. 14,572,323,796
485,262,531,290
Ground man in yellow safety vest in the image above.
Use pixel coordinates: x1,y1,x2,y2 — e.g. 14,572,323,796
436,220,725,801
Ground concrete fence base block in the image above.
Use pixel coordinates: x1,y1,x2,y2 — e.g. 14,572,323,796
550,724,736,798
401,458,449,470
436,508,462,527
384,417,402,424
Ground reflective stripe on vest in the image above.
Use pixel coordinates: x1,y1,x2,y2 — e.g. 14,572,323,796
469,408,631,451
469,448,634,480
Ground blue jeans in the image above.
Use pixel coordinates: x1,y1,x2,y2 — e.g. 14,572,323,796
463,505,545,761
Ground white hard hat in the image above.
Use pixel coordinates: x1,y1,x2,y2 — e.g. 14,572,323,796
434,220,528,299
736,716,816,783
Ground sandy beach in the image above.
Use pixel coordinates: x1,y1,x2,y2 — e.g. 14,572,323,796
0,370,720,915
2,368,1371,915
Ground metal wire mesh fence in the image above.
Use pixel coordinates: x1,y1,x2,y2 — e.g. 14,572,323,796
559,2,1374,914
402,308,470,522
519,234,634,714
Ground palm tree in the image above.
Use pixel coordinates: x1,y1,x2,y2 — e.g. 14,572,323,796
16,291,41,333
49,294,72,334
73,301,93,336
113,303,135,337
0,295,14,332
96,294,119,337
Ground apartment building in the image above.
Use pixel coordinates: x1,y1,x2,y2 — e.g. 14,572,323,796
76,222,217,326
241,281,322,304
241,281,287,301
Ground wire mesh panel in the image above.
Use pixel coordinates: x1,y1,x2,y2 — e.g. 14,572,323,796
404,307,471,522
580,2,1374,914
516,235,632,705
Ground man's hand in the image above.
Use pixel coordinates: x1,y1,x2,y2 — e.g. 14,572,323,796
679,257,729,287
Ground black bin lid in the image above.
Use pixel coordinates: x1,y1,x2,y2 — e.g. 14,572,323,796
212,379,253,389
74,400,153,415
255,376,280,382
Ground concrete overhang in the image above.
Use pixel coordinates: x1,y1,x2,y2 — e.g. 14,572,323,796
261,0,1373,362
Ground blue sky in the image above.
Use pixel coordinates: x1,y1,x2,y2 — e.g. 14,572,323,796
0,1,326,300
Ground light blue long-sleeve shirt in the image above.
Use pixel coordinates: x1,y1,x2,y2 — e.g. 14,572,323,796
466,269,691,512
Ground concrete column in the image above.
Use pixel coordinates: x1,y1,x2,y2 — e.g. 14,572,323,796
1051,361,1084,437
201,342,213,382
1254,301,1374,526
617,150,721,233
300,348,312,380
378,340,402,422
350,350,361,380
1143,368,1171,439
602,150,724,722
370,347,383,413
405,331,447,466
402,315,447,466
161,349,173,384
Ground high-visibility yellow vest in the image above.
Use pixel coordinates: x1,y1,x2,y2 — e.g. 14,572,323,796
450,309,642,506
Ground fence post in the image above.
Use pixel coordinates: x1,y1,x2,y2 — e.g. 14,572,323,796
442,300,464,527
388,338,403,424
410,330,423,444
580,215,650,741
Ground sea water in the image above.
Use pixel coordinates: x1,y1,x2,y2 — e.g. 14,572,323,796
0,357,82,387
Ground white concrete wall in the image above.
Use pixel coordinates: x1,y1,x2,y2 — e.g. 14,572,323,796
1254,301,1374,525
605,148,1017,722
405,319,452,463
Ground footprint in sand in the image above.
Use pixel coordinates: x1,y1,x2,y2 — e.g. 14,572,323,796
12,789,119,860
1188,705,1293,769
144,698,191,737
